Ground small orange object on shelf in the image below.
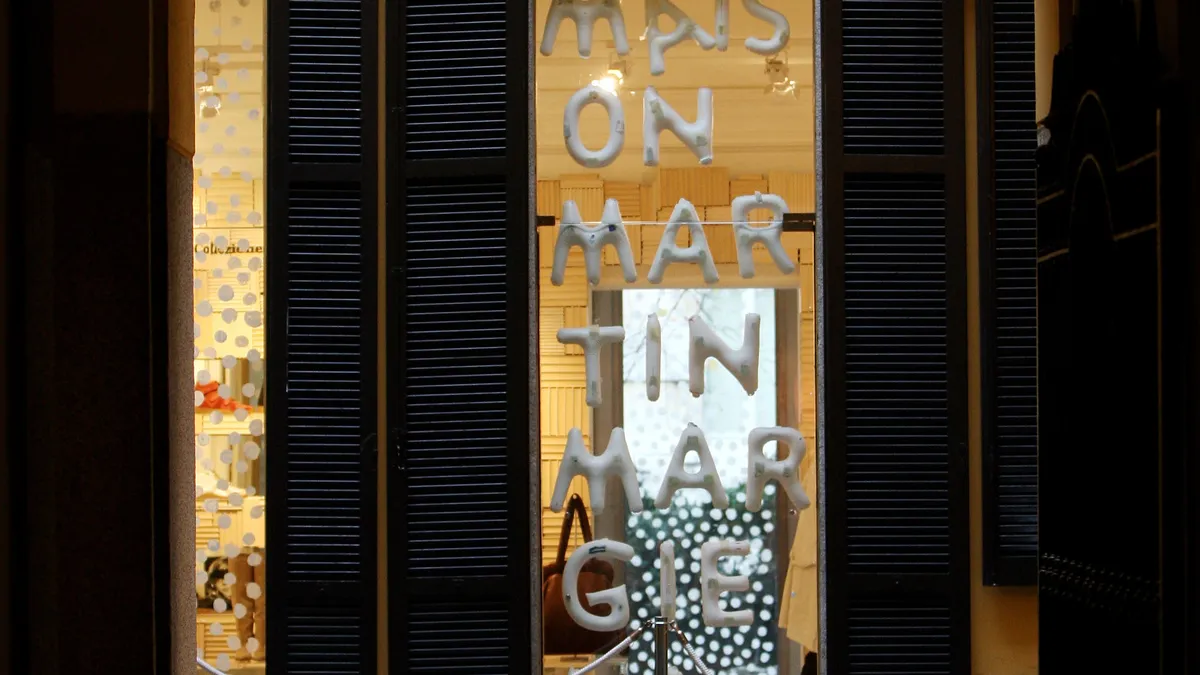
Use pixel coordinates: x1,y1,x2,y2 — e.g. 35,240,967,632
195,381,252,412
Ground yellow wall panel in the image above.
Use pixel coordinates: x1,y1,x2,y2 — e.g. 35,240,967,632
540,308,566,357
768,171,816,212
604,181,641,218
540,356,586,384
539,265,588,307
702,206,737,264
730,174,769,201
538,180,562,217
797,232,815,265
542,386,590,438
538,225,556,268
563,305,588,327
561,176,604,222
656,166,731,207
640,183,659,223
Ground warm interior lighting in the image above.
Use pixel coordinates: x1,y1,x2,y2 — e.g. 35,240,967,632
591,73,622,94
591,58,628,95
764,56,795,96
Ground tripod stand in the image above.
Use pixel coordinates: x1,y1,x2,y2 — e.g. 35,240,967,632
568,614,714,675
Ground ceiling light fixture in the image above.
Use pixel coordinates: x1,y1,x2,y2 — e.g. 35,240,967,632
591,56,629,95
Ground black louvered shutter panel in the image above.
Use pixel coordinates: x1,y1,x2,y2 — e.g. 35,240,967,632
388,0,535,672
266,0,379,671
978,0,1038,586
820,1,970,673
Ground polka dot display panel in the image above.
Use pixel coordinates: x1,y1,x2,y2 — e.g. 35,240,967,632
193,0,268,665
620,289,782,674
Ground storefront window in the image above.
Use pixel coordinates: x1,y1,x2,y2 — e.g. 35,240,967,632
192,0,267,670
535,0,816,672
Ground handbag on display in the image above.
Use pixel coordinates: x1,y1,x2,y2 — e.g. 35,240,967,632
542,493,623,655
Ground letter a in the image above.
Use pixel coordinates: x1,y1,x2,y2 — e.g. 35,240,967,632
550,428,643,515
647,198,719,284
655,424,729,509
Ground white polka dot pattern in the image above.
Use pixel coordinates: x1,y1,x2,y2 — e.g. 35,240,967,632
193,7,268,658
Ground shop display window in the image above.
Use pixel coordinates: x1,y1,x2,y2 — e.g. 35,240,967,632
192,0,267,670
534,1,817,671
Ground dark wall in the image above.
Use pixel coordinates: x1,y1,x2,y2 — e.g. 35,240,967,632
4,0,194,672
1165,0,1200,667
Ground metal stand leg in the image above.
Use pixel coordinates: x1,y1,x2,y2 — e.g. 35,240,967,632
654,618,670,675
566,614,716,675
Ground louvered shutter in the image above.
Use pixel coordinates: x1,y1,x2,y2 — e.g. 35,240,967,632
265,0,379,671
819,1,970,672
978,0,1037,586
387,0,535,672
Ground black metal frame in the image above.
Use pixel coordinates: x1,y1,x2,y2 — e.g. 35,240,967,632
266,0,380,669
385,0,536,669
818,0,971,670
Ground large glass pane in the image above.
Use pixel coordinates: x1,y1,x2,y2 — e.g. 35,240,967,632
621,289,780,674
533,0,816,671
192,0,267,671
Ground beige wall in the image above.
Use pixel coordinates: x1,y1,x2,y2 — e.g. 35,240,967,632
1035,0,1060,120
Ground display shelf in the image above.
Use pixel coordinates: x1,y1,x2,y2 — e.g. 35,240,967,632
544,653,628,675
196,408,265,435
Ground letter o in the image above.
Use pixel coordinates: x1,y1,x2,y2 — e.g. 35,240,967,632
564,84,625,169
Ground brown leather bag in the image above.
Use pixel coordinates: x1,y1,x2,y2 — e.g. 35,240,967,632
542,494,622,655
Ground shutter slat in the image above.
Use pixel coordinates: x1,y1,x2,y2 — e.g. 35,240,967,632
846,175,951,574
981,0,1038,586
269,0,377,671
392,0,533,668
842,0,945,154
402,182,512,580
403,0,508,158
825,0,968,672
